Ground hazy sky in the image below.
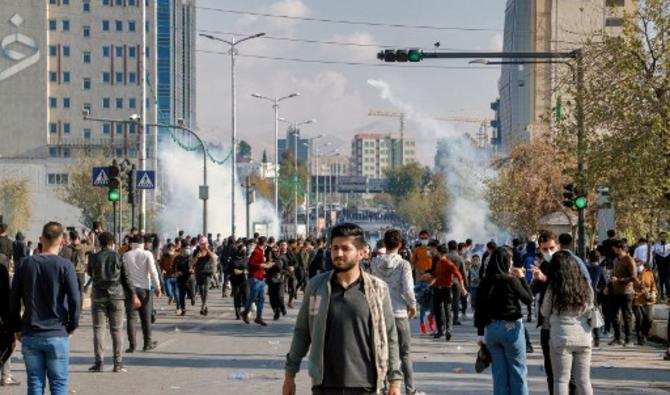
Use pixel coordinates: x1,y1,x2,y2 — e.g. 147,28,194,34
195,0,505,165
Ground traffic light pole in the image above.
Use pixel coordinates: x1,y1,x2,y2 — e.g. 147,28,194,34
378,48,586,258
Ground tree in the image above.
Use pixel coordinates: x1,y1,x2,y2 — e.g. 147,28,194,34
0,178,32,233
59,155,114,227
277,151,309,220
383,162,429,200
485,141,571,236
237,140,252,161
552,0,670,235
397,171,450,232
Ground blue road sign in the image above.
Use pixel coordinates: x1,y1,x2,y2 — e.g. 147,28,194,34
92,167,109,187
136,170,156,190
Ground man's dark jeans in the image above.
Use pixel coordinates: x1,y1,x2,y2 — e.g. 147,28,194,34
125,287,153,349
611,293,634,342
312,388,375,395
432,287,453,336
92,299,124,364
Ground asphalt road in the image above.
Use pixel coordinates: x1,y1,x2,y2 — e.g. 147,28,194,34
4,289,670,394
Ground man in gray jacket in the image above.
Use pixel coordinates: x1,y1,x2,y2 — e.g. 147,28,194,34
283,223,402,395
88,232,140,372
371,229,421,395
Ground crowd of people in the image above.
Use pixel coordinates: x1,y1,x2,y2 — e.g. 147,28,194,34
1,220,670,395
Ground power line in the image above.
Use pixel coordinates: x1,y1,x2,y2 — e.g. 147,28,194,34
197,29,476,51
195,6,502,32
197,49,493,70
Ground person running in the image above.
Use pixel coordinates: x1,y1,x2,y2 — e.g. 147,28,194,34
633,259,656,345
411,231,435,335
427,244,466,341
174,246,193,316
87,232,140,373
229,242,249,320
540,251,594,395
269,241,289,320
370,229,422,395
475,246,533,395
123,234,162,352
159,243,179,310
608,240,637,347
241,236,273,326
283,223,402,395
193,237,217,316
10,222,81,395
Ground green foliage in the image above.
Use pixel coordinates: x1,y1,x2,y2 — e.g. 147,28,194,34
59,155,114,227
278,151,309,219
383,162,429,199
0,178,32,233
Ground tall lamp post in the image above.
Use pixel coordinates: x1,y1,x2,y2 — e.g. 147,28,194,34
251,92,300,232
200,32,265,237
279,118,316,237
314,142,332,236
302,135,324,237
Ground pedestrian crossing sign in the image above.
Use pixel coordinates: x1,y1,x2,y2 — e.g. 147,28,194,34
92,167,109,187
136,170,156,190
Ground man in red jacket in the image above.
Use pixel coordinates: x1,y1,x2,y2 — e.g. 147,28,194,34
241,237,273,326
425,244,467,341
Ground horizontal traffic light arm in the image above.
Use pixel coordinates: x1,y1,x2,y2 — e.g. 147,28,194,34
378,50,578,62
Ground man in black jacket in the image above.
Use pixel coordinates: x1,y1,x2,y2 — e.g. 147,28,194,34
0,254,18,386
88,232,140,372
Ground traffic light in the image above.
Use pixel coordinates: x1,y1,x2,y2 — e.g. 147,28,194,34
126,169,135,204
562,183,575,208
574,195,587,210
108,164,120,202
377,49,423,62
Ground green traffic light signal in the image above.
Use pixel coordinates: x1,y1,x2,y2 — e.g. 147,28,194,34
574,196,587,210
108,188,120,202
408,49,422,62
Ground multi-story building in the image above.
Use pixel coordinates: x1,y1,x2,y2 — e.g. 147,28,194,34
316,154,350,177
277,127,309,163
350,133,416,178
0,0,195,238
498,0,635,153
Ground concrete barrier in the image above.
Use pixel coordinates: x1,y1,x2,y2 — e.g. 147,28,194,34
650,304,668,341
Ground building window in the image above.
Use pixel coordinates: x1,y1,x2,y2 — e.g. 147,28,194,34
63,123,71,134
83,78,91,89
115,72,123,83
116,123,123,134
49,46,57,56
83,26,90,37
102,72,110,83
606,17,624,27
49,147,59,157
83,103,91,112
50,0,57,4
128,98,136,108
62,72,70,83
115,20,123,32
49,71,57,82
49,123,58,134
63,148,71,158
83,129,91,140
83,0,90,12
103,46,110,57
128,47,136,57
115,0,122,5
116,98,123,109
128,21,136,32
62,0,69,4
83,51,91,63
48,174,70,185
102,20,109,31
115,47,123,57
62,20,70,31
128,72,136,83
49,97,57,108
63,97,71,108
129,123,136,133
128,0,135,5
103,0,109,5
49,20,57,31
103,98,110,108
129,148,137,158
103,123,111,134
62,46,70,57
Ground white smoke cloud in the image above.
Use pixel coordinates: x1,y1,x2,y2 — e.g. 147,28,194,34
157,142,279,239
367,79,498,242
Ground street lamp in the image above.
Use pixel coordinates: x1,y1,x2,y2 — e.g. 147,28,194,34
279,118,316,238
300,135,324,237
200,32,265,238
251,92,300,234
84,112,210,236
314,142,332,236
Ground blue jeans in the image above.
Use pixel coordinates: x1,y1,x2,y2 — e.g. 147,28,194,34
243,278,265,320
485,320,528,395
165,277,180,305
22,336,70,395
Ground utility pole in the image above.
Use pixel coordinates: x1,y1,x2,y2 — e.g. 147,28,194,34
241,175,256,237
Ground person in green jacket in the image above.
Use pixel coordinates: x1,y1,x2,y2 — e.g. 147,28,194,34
283,223,402,395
